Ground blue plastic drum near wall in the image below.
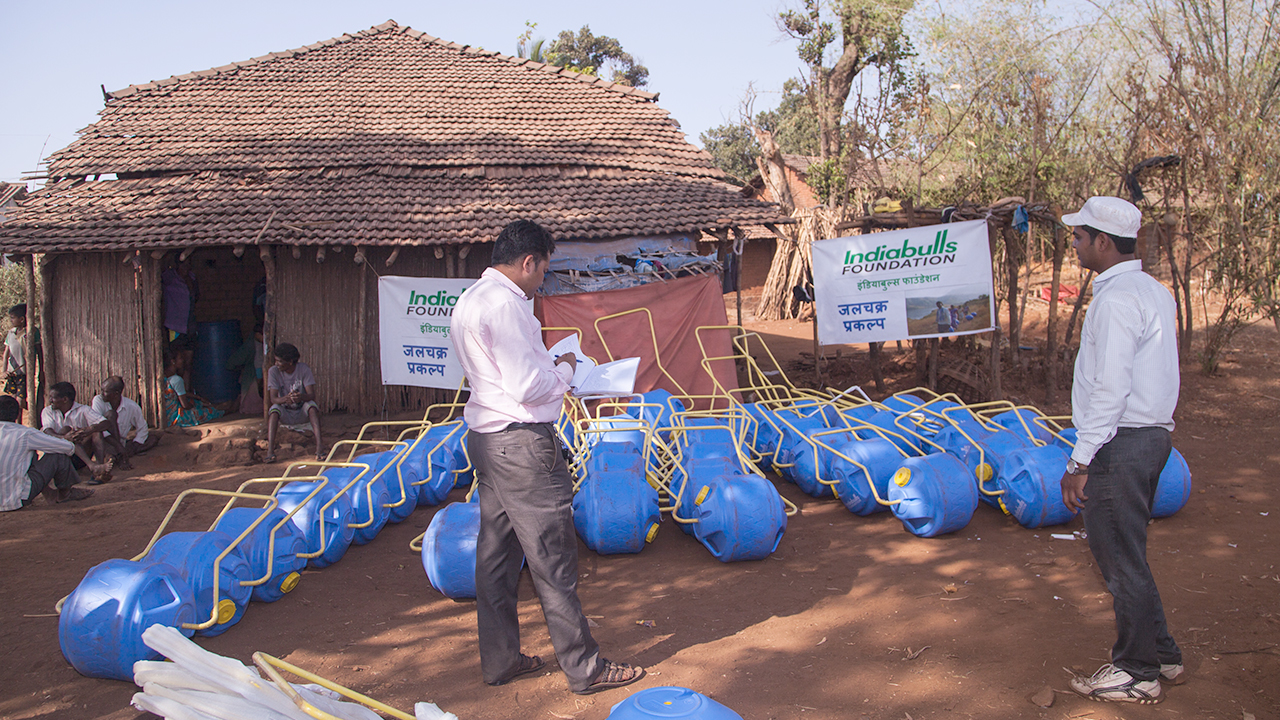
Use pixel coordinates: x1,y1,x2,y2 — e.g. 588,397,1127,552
422,502,482,599
141,530,253,637
191,319,242,403
608,686,744,719
59,558,197,681
888,453,979,537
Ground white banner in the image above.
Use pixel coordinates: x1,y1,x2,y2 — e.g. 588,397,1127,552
812,219,995,345
378,276,476,389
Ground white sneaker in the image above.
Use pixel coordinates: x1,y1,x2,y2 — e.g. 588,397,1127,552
1069,663,1163,704
1160,662,1186,685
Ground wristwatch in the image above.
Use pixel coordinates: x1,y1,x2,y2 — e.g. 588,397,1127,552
1065,459,1089,476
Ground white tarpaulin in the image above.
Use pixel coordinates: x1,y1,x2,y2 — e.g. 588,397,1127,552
812,219,995,345
378,276,476,389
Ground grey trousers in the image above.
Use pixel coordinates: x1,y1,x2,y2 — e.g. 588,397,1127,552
24,453,79,505
469,424,602,691
1083,426,1181,680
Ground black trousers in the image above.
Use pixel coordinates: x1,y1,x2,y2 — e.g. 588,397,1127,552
1082,426,1181,680
469,424,602,691
23,453,79,505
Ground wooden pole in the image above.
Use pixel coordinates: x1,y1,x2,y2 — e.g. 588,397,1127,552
928,337,939,391
811,311,822,388
988,327,1003,401
1045,223,1065,405
357,259,369,414
732,227,744,327
868,341,885,394
23,255,37,426
260,245,276,421
38,255,55,392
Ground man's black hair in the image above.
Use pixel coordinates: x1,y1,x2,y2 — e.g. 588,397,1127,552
274,342,301,363
50,381,76,402
8,304,25,317
491,220,555,267
102,376,126,393
1082,225,1138,255
0,395,20,422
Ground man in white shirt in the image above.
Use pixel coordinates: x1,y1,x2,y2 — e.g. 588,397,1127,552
452,220,644,695
92,376,160,470
1060,197,1182,704
42,381,112,484
0,395,100,509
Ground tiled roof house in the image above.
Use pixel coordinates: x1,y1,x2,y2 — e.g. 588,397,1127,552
0,21,786,419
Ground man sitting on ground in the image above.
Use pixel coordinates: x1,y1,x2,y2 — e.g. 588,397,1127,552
41,381,112,484
265,342,322,463
0,395,106,509
92,376,160,470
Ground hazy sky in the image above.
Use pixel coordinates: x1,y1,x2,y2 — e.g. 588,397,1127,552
1,0,808,184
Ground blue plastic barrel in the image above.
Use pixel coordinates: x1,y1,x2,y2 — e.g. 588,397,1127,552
191,319,242,404
276,479,356,568
888,453,979,537
323,454,395,545
933,423,1028,507
380,453,417,525
574,446,661,554
212,507,307,603
59,558,196,681
856,410,921,454
608,686,744,719
403,435,460,507
881,394,924,414
422,502,481,599
1153,447,1191,518
1050,427,1078,452
744,403,783,455
773,413,834,497
689,474,787,562
996,445,1075,528
673,456,739,536
142,531,253,637
828,437,902,515
992,409,1054,445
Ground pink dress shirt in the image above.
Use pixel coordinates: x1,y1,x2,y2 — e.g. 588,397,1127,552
451,267,572,433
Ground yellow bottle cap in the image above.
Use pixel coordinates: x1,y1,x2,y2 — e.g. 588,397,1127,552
280,571,301,594
646,523,659,543
975,463,994,482
893,467,911,487
695,486,710,505
216,598,238,624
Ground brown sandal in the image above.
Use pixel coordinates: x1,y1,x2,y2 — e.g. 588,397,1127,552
574,660,645,695
488,653,544,686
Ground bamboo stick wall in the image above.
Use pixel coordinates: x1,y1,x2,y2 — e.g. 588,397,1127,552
49,252,144,412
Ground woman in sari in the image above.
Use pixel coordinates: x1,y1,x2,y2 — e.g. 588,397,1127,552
162,353,225,428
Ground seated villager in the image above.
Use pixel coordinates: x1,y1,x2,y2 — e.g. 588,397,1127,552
92,376,160,470
1,304,39,416
265,342,322,463
1,395,106,509
41,381,113,484
162,352,225,428
226,323,265,416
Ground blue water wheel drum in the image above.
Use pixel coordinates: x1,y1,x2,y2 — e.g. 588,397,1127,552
141,531,252,637
380,454,417,525
992,408,1054,444
995,445,1075,528
933,424,1028,507
422,502,481,599
573,446,661,554
888,453,979,537
828,437,902,515
607,685,745,719
58,558,197,681
450,421,474,489
855,410,921,454
1153,447,1191,518
881,394,924,414
674,456,739,536
212,507,307,603
1051,427,1078,453
689,474,787,562
407,437,460,507
324,461,393,546
275,479,356,568
773,413,832,495
743,403,782,455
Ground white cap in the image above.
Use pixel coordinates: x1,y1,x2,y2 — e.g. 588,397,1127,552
1061,196,1142,239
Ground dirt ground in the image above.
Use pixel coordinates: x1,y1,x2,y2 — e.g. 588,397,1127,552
2,308,1278,720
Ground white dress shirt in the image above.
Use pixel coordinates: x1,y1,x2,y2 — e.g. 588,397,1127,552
451,267,572,433
1071,260,1179,465
91,394,150,443
0,421,76,511
41,402,105,435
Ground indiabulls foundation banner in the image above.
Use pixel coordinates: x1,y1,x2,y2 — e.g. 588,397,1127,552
378,276,476,389
812,219,995,345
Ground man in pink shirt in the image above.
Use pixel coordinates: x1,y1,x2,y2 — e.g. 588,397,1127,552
452,220,644,695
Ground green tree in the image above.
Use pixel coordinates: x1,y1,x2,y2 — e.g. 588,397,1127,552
546,25,650,88
516,21,547,63
701,80,820,185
